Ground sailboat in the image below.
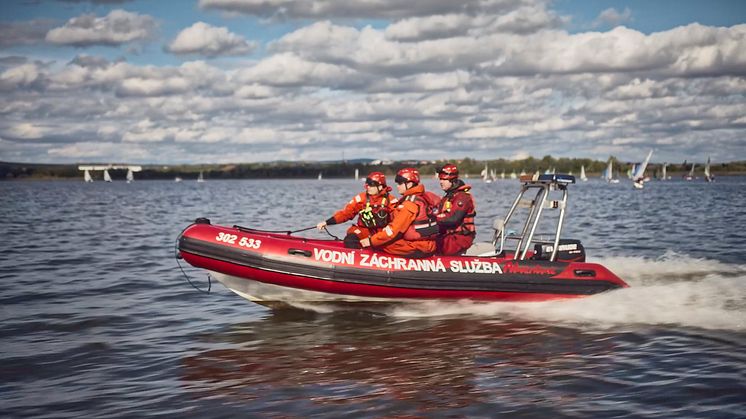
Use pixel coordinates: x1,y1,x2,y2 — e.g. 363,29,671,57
126,169,134,183
317,172,323,181
684,162,695,181
480,164,491,183
661,163,669,181
579,165,588,181
603,160,619,184
197,171,205,183
632,150,653,189
704,157,714,182
103,169,112,182
84,169,93,183
354,168,359,181
489,169,497,182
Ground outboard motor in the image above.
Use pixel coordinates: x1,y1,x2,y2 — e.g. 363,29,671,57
533,239,585,262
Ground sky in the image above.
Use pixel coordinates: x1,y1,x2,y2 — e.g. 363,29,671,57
0,0,744,165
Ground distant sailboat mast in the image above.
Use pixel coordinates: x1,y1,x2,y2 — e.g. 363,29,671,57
704,157,714,182
684,162,695,180
632,149,654,189
603,159,619,183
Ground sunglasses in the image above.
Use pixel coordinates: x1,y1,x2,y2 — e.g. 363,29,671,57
365,179,381,187
395,175,407,184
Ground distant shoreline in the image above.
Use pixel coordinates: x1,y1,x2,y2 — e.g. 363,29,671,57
2,159,743,181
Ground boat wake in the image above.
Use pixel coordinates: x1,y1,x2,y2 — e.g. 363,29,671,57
381,252,746,331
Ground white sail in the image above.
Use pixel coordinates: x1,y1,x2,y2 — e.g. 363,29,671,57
580,165,587,181
103,169,112,182
603,160,612,181
481,164,491,183
704,157,713,182
490,169,497,182
355,168,359,181
510,171,517,179
684,162,695,180
603,160,619,183
632,150,653,189
318,172,322,180
175,176,182,182
126,169,134,183
197,171,205,182
633,150,653,181
84,169,93,182
500,171,505,179
661,163,668,180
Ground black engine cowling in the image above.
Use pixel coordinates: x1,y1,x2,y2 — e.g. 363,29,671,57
533,239,585,262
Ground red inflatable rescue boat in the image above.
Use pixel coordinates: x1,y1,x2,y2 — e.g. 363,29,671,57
177,174,628,307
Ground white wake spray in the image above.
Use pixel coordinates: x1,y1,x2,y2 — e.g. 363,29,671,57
388,253,746,331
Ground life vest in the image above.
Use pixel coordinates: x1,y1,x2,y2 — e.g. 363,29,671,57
357,194,392,230
438,184,476,236
402,193,439,241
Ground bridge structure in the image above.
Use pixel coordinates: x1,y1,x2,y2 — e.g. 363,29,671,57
78,165,142,182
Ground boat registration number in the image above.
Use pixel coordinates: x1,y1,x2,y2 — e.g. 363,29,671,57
215,232,262,249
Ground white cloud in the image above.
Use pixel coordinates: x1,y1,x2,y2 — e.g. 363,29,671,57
2,6,746,164
386,6,562,41
0,63,42,90
199,0,499,19
48,141,149,159
593,7,632,28
166,22,257,57
45,9,157,47
117,76,190,97
235,52,362,88
5,123,46,140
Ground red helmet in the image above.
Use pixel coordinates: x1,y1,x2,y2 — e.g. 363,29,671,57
438,163,459,180
365,171,387,187
395,167,420,185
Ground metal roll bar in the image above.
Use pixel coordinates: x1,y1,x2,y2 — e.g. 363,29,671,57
492,174,575,261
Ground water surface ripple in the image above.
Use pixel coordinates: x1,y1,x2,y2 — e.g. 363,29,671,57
1,178,745,418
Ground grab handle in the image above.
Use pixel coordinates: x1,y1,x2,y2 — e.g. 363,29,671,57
288,249,312,257
574,269,596,277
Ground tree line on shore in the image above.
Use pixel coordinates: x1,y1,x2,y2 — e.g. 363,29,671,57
2,156,743,180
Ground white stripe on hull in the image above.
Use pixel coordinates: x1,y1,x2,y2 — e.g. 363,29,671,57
209,271,420,304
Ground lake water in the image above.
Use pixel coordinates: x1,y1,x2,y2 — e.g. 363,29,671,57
1,177,745,418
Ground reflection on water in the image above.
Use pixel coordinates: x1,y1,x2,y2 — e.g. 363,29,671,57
182,315,603,416
179,313,745,418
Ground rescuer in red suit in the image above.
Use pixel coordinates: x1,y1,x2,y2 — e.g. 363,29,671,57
317,171,399,248
434,164,476,255
360,168,439,257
